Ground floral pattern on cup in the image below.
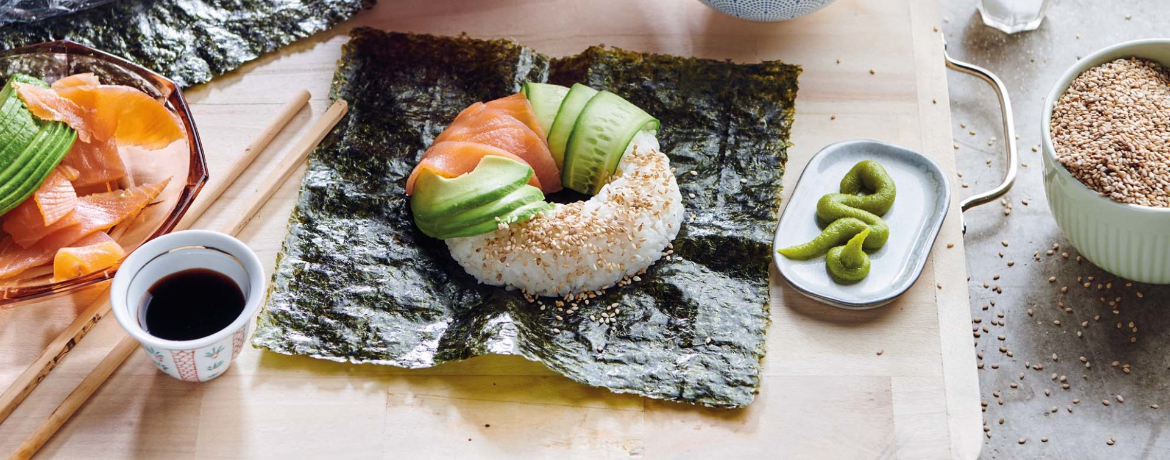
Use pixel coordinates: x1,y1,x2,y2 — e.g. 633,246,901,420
144,345,169,372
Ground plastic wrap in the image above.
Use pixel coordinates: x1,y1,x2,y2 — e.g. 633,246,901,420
0,0,372,87
0,0,118,25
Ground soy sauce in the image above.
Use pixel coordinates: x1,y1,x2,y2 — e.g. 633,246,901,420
142,269,245,341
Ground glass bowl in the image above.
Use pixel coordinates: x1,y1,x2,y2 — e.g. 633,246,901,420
0,41,207,307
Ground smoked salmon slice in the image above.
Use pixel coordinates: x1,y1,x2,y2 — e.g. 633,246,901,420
51,73,100,91
34,166,80,226
406,142,541,195
14,82,93,143
1,198,79,249
484,93,547,139
53,85,183,149
0,179,168,279
0,237,54,280
52,232,125,282
59,137,126,187
433,105,561,193
64,178,170,238
3,166,83,248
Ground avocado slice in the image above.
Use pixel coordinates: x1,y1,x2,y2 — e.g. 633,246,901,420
0,122,77,214
411,155,533,217
410,155,552,239
0,75,47,171
0,75,78,216
499,200,556,226
418,184,546,239
0,97,40,169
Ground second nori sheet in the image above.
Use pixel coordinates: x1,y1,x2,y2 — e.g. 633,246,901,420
253,28,799,408
0,0,372,88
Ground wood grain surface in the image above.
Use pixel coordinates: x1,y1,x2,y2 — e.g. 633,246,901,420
0,0,980,458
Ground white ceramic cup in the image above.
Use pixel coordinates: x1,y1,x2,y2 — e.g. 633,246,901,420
111,230,265,382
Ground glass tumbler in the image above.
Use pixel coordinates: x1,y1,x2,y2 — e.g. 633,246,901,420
977,0,1050,34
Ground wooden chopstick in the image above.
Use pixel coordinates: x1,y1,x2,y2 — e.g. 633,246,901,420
221,99,348,235
9,99,349,460
0,90,311,427
177,90,313,231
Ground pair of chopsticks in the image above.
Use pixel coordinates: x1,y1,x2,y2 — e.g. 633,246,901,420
1,91,348,459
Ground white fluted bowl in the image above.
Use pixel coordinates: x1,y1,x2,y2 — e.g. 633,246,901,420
1042,39,1170,284
698,0,838,22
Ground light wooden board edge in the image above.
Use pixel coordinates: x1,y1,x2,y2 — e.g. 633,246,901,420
908,0,982,458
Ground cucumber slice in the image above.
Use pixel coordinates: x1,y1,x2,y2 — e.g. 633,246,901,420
561,91,659,195
547,83,597,171
520,82,569,140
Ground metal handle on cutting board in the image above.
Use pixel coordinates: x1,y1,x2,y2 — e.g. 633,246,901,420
943,45,1018,232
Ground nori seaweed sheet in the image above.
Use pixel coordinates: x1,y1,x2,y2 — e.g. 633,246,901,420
253,28,799,408
0,0,372,88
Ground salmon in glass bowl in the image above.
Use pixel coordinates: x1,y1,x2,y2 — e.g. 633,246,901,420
0,41,207,307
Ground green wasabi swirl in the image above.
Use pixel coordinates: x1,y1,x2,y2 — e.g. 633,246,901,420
826,228,871,282
778,160,896,283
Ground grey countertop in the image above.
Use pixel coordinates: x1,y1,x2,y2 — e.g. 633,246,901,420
938,0,1170,457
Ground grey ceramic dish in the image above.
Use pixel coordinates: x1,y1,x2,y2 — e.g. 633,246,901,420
773,140,951,310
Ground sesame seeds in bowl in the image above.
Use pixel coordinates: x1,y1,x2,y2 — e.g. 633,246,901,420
1050,57,1170,208
1041,39,1170,284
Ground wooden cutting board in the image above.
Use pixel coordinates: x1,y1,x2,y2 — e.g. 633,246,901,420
0,0,982,457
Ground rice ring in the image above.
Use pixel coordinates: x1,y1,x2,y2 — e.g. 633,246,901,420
446,134,684,297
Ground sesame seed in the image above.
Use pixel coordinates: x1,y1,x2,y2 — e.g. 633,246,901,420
1052,58,1170,207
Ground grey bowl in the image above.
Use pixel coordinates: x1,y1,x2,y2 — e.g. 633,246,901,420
773,140,951,310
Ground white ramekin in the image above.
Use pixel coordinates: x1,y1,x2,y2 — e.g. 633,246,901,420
111,230,265,382
1042,39,1170,284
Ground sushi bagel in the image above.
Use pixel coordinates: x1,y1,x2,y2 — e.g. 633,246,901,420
408,85,683,298
446,133,684,297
